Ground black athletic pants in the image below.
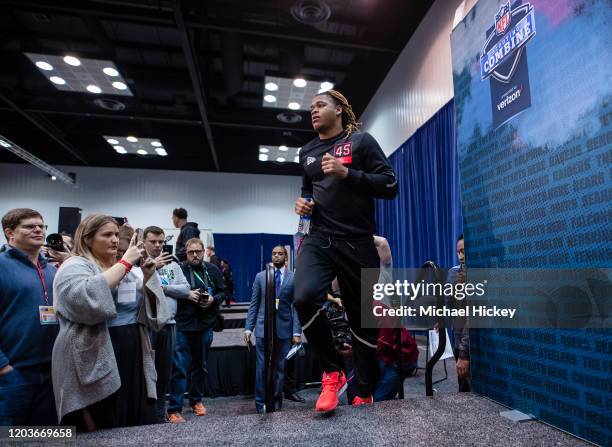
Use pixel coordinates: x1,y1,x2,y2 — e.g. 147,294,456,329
293,231,380,398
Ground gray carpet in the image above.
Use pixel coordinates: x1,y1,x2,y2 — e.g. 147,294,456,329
26,390,587,447
2,336,588,446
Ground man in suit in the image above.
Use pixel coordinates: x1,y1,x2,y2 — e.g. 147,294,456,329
244,246,301,413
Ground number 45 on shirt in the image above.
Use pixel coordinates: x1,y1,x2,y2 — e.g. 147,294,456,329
333,142,353,165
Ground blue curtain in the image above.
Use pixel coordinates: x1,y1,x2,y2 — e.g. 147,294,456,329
213,233,293,302
376,100,463,269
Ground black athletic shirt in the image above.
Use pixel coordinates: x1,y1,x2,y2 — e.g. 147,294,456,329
300,130,398,238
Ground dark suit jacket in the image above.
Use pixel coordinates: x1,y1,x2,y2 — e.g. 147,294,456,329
245,269,301,340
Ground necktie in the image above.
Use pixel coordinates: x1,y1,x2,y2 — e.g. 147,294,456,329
274,269,281,298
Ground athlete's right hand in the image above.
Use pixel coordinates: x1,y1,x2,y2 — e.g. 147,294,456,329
295,197,314,216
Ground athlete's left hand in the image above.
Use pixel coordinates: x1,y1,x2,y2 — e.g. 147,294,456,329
322,153,349,179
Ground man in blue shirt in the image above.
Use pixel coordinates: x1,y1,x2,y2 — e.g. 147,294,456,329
245,246,302,413
0,208,59,425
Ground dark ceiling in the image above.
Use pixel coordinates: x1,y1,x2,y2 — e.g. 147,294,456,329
0,0,433,176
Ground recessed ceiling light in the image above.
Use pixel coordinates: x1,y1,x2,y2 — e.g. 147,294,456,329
50,175,57,181
279,145,288,151
137,149,148,155
293,78,307,88
151,141,162,147
86,85,102,94
265,82,278,91
103,67,119,77
288,102,300,110
277,157,286,162
155,148,167,156
264,94,277,103
107,138,119,145
320,81,334,91
49,76,66,85
260,147,269,153
112,81,127,90
63,55,81,66
35,61,53,71
259,154,269,161
113,145,125,151
115,147,127,154
126,136,138,142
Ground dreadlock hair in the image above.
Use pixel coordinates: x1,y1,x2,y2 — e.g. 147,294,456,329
319,89,361,138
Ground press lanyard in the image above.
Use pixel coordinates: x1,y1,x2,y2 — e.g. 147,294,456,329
36,261,49,305
193,269,214,289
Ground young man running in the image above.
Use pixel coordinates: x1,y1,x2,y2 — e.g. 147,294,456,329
293,90,398,412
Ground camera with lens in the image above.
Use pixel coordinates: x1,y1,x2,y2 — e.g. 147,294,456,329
197,288,210,306
45,233,66,254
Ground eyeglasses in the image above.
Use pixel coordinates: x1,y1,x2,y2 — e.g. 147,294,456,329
19,224,47,231
187,250,203,255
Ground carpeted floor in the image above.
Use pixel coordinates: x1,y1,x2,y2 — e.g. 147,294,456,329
3,337,589,447
28,389,588,447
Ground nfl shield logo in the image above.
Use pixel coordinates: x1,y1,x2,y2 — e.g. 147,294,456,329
495,2,511,35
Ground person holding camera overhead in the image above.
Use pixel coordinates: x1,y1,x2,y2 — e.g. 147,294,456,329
0,208,59,426
167,238,225,423
52,214,170,430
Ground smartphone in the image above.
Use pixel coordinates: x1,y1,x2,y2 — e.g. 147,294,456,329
162,244,173,255
135,228,144,243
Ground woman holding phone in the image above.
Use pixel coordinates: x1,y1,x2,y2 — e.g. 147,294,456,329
52,214,169,430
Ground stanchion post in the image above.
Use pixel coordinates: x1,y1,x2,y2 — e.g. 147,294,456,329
263,263,278,412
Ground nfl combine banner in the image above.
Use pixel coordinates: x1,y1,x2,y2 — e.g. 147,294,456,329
451,1,611,445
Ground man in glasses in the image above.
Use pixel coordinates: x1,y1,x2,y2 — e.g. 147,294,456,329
0,208,59,426
167,238,225,423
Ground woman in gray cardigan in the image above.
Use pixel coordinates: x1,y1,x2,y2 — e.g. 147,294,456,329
52,214,169,430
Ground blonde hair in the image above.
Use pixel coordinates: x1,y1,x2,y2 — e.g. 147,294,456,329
72,214,119,266
320,89,360,138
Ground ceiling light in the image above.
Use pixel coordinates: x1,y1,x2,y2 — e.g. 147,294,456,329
293,78,307,88
103,67,119,77
63,55,81,66
113,145,125,151
260,147,269,153
0,139,11,148
137,149,148,155
279,145,288,151
86,85,102,94
50,175,57,181
126,136,138,142
265,82,279,91
277,157,286,162
151,141,162,147
27,53,133,96
50,76,66,85
288,102,300,110
264,95,277,103
107,138,119,145
155,148,167,156
115,147,127,154
35,61,53,71
320,81,334,91
259,154,269,161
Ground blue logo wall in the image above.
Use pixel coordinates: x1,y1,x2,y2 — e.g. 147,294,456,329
451,0,611,444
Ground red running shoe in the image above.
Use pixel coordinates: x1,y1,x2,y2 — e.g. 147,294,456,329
315,371,347,413
352,395,373,406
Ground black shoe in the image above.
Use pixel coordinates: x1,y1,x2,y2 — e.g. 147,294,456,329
284,392,305,403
